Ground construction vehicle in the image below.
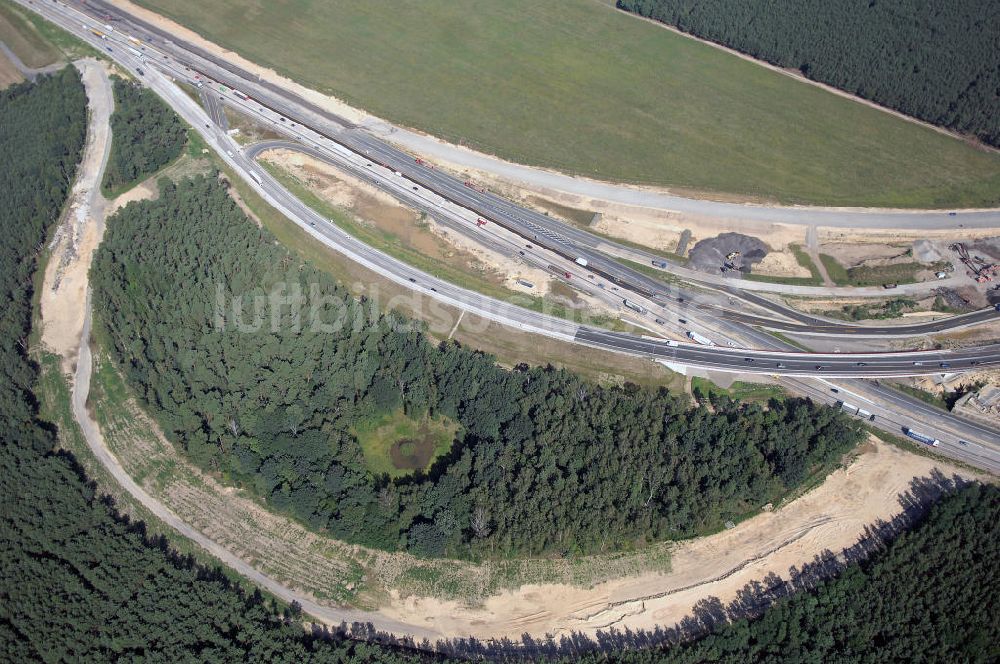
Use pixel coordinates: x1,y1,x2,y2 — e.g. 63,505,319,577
950,242,999,282
623,299,647,314
575,257,589,267
463,180,485,193
903,427,940,447
476,218,487,227
686,330,716,346
564,271,572,279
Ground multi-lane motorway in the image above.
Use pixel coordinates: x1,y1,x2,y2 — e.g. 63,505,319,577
44,2,1000,337
21,0,1000,469
576,327,1000,377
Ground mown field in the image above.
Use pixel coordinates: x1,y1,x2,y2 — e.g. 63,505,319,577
134,0,1000,207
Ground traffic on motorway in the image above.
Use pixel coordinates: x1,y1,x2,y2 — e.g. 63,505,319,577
25,0,999,470
46,0,1000,342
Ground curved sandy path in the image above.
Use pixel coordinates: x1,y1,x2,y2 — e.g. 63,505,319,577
54,58,437,641
48,60,986,650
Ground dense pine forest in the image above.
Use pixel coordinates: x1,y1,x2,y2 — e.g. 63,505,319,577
0,66,423,664
93,174,862,558
2,68,996,664
0,67,86,446
617,0,1000,147
102,77,186,192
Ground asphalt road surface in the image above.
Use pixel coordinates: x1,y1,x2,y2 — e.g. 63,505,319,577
72,0,1000,231
26,0,999,470
246,141,1000,340
46,1,1000,321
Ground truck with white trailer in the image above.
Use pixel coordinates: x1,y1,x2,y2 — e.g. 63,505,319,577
903,427,940,447
623,299,647,314
686,330,716,346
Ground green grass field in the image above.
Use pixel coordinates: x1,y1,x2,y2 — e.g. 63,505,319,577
0,0,99,64
691,377,786,404
133,0,1000,206
0,1,62,68
352,409,460,478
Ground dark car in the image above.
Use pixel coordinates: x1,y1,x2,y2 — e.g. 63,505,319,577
678,319,688,325
408,277,416,283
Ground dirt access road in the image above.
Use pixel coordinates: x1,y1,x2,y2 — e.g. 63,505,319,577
46,58,438,641
45,63,990,650
39,58,113,371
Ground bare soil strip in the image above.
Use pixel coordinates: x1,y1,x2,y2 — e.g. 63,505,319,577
39,58,113,369
38,60,990,648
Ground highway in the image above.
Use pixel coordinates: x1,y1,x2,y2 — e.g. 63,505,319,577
72,0,1000,231
52,46,995,649
576,327,1000,377
50,2,1000,330
23,0,1000,472
369,126,1000,230
245,140,1000,340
